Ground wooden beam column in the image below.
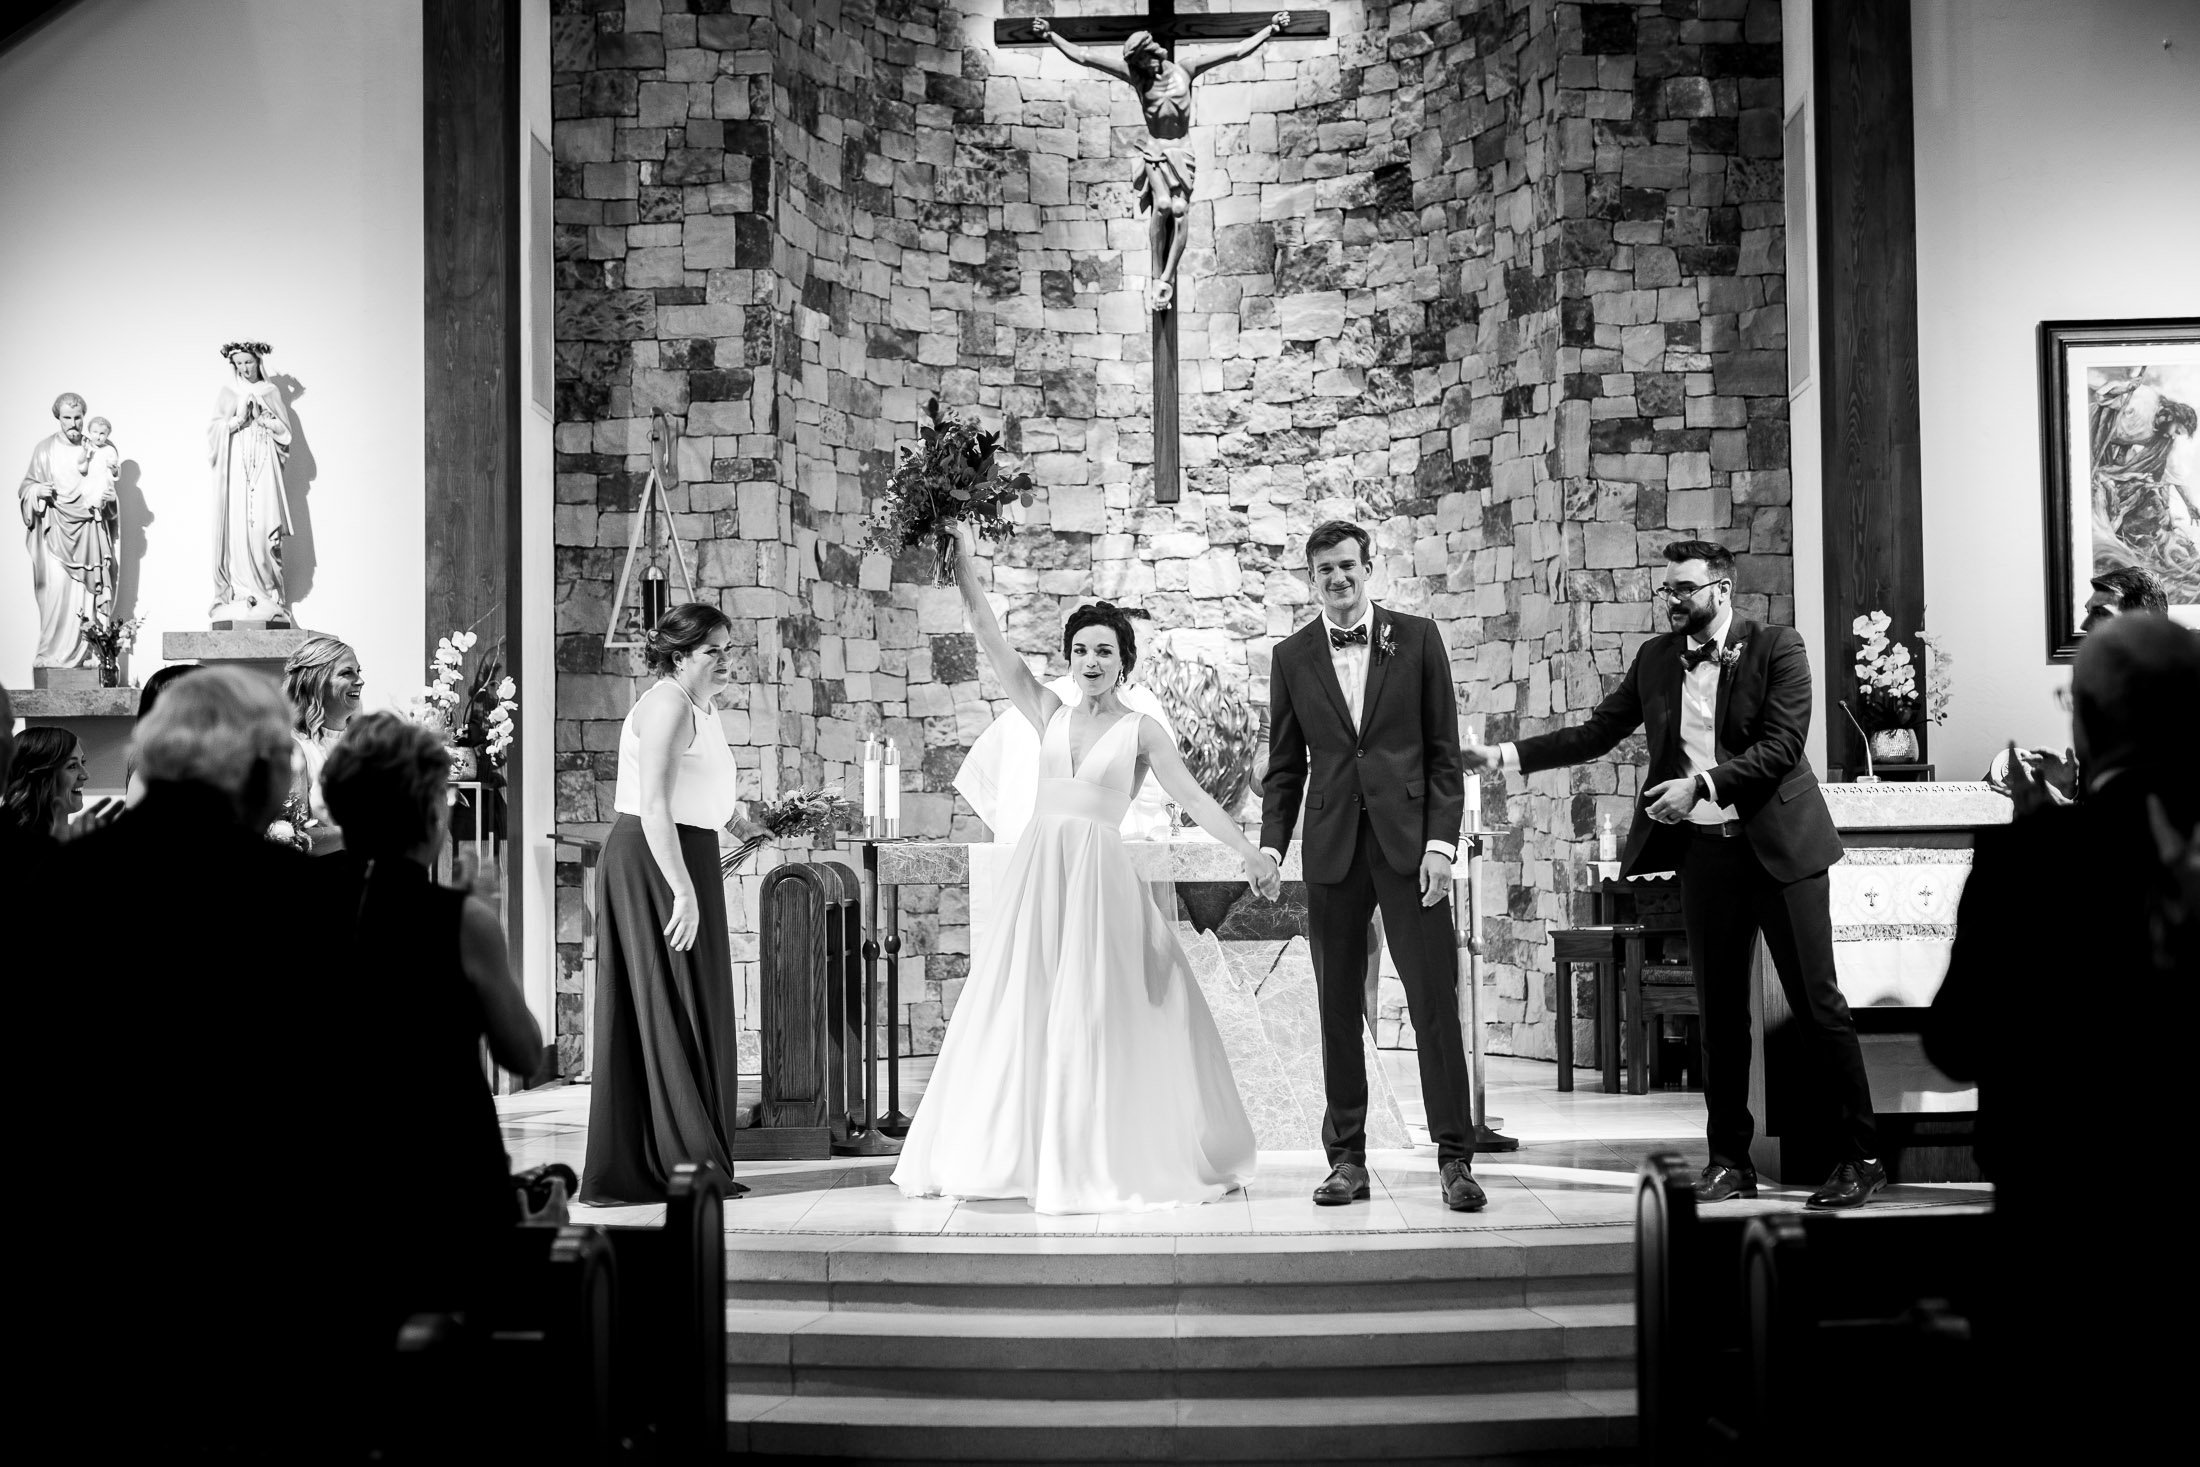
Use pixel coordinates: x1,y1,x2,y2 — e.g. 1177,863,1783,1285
1813,0,1927,767
424,0,524,938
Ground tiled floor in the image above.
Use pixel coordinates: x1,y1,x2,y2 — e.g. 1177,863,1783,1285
498,1052,1987,1235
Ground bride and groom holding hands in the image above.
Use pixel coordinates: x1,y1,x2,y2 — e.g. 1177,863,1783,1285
892,518,1491,1216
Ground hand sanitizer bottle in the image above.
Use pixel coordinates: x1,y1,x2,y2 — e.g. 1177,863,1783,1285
1597,813,1618,864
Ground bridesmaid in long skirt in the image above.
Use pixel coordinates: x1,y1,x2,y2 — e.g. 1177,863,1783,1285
581,603,751,1204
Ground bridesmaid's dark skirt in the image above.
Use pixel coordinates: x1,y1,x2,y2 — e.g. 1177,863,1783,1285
580,814,747,1204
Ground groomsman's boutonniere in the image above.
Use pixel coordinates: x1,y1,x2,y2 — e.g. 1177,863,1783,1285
1718,640,1747,673
1376,621,1398,660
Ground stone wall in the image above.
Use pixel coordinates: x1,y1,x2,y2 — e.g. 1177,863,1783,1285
550,0,1789,1073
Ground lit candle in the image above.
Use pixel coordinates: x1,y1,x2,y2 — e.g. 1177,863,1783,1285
883,740,901,829
862,736,879,827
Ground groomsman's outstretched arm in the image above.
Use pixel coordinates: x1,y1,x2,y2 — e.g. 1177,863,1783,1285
949,521,1060,738
1463,656,1647,774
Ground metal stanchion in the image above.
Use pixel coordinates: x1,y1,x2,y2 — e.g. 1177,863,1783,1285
1458,825,1518,1153
838,837,903,1157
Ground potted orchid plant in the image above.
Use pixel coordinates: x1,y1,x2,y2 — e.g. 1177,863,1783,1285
407,629,518,783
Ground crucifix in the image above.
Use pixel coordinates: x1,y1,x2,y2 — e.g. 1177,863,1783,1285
996,6,1330,504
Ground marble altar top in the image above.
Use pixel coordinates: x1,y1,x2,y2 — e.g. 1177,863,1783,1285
877,834,1304,885
1820,781,2011,831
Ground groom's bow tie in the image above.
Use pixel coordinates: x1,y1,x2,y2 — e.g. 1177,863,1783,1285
1682,639,1720,671
1329,625,1369,650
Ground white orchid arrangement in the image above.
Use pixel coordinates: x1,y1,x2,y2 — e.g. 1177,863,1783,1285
1851,610,1919,731
407,629,519,769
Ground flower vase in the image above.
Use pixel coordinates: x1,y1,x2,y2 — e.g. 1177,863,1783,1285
1867,728,1918,764
448,745,480,782
97,652,120,689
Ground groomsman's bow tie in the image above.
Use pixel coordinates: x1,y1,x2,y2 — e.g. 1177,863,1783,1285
1329,625,1370,650
1682,639,1720,670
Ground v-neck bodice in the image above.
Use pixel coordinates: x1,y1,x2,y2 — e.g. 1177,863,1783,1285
1035,705,1144,826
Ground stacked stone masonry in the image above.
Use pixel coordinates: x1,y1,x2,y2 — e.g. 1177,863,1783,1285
551,0,1790,1074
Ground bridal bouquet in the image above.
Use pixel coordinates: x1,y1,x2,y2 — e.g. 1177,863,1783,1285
863,397,1037,583
722,785,862,877
266,791,318,853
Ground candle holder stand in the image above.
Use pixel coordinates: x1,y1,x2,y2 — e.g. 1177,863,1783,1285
834,835,913,1155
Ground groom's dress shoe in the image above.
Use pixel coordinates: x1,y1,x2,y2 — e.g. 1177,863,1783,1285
1805,1158,1887,1210
1692,1163,1758,1202
1441,1159,1486,1212
1313,1163,1371,1206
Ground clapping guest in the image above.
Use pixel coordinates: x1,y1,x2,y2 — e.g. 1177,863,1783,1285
319,713,543,1306
580,602,750,1205
283,631,365,851
1,726,93,843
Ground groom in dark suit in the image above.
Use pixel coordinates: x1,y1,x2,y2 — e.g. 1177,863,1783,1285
1260,520,1485,1212
1465,540,1883,1209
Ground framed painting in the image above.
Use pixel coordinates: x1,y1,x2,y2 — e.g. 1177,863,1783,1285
2039,317,2200,662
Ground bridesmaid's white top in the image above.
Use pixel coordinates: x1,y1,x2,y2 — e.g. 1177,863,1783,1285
613,682,740,829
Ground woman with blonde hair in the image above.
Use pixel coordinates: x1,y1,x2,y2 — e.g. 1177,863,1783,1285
282,632,364,851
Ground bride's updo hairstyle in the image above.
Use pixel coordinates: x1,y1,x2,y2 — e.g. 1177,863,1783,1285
1062,601,1152,676
643,601,734,675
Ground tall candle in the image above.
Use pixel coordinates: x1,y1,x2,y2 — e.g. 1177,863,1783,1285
1463,716,1482,824
883,740,901,825
861,736,879,822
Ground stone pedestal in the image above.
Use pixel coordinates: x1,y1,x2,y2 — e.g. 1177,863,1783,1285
880,838,1416,1152
163,627,317,679
31,665,100,691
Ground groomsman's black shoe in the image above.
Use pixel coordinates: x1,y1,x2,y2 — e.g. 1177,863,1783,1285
1441,1160,1486,1212
1805,1158,1887,1210
1692,1163,1758,1202
1313,1163,1371,1206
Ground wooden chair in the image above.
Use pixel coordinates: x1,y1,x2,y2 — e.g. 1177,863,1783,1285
1549,924,1645,1092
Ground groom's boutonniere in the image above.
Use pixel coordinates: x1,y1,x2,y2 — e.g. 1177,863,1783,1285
1376,621,1398,661
1718,640,1747,674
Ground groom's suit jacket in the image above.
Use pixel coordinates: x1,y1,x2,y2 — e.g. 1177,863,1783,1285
1260,606,1465,885
1514,618,1843,883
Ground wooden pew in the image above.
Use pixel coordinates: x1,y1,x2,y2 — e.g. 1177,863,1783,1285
1634,1149,1753,1463
1742,1210,1987,1458
599,1161,730,1461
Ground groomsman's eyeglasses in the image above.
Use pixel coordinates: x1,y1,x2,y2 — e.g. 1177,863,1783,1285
1652,579,1729,604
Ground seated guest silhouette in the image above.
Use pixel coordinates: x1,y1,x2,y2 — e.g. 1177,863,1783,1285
30,667,344,1454
319,712,544,1313
1932,613,2199,1457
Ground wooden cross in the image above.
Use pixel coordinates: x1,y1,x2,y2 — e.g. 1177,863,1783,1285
997,5,1330,504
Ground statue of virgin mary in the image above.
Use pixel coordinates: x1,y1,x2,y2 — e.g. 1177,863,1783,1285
208,339,294,626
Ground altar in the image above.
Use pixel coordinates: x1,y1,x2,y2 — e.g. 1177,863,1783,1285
1748,781,2012,1184
876,838,1415,1153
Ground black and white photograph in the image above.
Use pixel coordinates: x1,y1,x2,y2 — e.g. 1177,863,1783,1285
2,0,2194,1462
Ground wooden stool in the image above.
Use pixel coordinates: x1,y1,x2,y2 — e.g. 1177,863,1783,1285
1631,965,1700,1095
1549,924,1646,1092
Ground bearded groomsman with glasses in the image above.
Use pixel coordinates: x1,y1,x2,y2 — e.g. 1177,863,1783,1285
1463,541,1884,1209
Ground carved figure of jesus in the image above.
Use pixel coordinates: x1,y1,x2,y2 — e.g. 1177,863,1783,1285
1030,12,1291,312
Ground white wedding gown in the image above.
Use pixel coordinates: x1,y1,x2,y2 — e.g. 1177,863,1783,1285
892,706,1258,1214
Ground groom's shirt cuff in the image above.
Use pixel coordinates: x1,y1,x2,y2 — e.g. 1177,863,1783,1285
1425,840,1455,861
1496,742,1521,771
1260,847,1283,870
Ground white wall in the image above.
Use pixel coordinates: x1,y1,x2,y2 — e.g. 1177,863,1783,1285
519,0,558,1030
0,0,424,725
1912,0,2200,776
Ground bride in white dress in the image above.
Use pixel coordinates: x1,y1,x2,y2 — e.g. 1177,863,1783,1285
892,524,1280,1214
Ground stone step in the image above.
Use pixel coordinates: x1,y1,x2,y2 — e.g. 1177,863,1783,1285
725,1229,1634,1314
726,1302,1632,1400
726,1388,1636,1462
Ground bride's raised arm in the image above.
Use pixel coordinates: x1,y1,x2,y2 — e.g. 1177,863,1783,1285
1136,718,1282,899
949,521,1060,738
